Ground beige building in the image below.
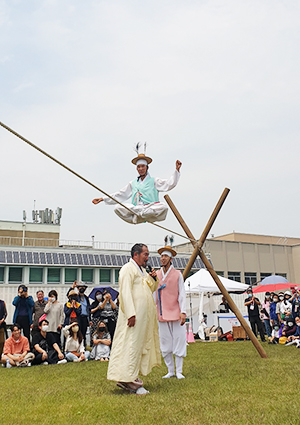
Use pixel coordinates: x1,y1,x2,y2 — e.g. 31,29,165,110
176,232,300,285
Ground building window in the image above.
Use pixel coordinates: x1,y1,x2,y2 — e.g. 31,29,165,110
29,268,43,283
9,267,23,283
65,268,78,283
228,272,241,282
0,267,4,283
82,268,93,283
115,269,120,283
277,273,287,279
216,271,224,277
100,269,111,283
47,268,61,283
245,273,257,286
260,273,272,281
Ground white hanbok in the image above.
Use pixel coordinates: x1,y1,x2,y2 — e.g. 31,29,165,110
103,170,180,224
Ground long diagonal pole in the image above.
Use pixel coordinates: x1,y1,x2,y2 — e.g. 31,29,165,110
0,120,195,243
164,193,267,358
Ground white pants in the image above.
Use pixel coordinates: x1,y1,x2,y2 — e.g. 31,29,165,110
158,321,187,358
114,202,168,224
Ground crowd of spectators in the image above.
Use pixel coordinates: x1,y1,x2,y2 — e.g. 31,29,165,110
244,287,300,348
0,282,118,368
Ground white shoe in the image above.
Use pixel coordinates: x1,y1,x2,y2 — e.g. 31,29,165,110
136,387,149,395
162,372,175,379
176,373,185,379
42,362,49,365
57,359,67,365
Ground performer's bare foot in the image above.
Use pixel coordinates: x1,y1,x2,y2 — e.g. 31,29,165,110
162,372,175,379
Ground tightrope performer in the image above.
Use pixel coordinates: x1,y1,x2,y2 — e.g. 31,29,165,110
92,144,182,224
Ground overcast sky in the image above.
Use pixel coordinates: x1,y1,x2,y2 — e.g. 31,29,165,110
1,0,299,247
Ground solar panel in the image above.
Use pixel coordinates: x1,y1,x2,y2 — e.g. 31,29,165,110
59,253,65,264
105,255,112,266
40,252,46,264
65,253,71,265
121,255,128,265
26,252,33,264
53,253,59,264
116,255,123,267
20,252,26,263
6,252,12,263
71,254,77,265
77,254,83,265
13,252,20,263
94,254,100,265
46,253,53,264
111,255,116,266
83,254,89,266
88,254,95,265
0,251,5,263
33,252,40,264
100,254,106,266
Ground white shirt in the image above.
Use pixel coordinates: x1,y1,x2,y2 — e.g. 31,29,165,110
103,170,180,205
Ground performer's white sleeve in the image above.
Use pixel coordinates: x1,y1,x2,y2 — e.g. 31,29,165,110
154,170,180,192
102,182,132,205
178,273,186,314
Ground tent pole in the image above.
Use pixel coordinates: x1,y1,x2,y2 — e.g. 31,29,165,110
164,193,267,359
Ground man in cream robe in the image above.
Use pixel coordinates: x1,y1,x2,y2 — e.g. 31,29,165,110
107,244,161,395
92,153,182,224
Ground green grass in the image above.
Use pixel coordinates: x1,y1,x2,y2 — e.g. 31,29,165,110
1,341,299,425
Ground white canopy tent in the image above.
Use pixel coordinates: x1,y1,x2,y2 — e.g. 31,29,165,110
184,269,249,337
185,268,249,294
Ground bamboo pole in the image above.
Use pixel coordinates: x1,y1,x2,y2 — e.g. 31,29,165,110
164,193,267,358
166,188,230,280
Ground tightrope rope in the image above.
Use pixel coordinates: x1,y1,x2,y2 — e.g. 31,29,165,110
0,121,196,244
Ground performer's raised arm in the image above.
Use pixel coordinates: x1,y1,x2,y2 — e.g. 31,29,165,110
154,160,182,192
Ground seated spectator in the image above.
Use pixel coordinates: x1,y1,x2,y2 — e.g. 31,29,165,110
281,317,297,338
44,290,64,347
1,323,34,368
31,290,47,339
32,316,66,365
269,321,280,344
218,296,230,313
67,282,92,348
64,291,82,327
0,298,7,358
90,321,111,361
286,316,300,346
63,321,90,362
90,290,103,340
12,285,34,342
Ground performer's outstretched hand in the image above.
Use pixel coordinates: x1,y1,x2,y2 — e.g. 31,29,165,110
92,198,103,204
180,313,186,326
176,160,182,172
127,316,136,327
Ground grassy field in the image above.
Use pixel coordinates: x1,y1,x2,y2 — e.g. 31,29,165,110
1,341,299,425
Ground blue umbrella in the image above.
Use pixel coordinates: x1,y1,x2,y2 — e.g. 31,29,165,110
260,275,289,285
88,286,119,301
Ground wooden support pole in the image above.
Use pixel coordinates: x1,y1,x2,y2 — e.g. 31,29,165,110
164,193,267,359
165,188,230,280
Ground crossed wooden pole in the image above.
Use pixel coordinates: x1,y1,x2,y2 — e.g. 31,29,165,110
164,189,267,358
